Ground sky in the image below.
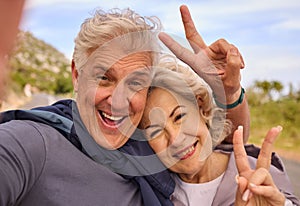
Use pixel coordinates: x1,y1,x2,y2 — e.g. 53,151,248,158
20,0,300,92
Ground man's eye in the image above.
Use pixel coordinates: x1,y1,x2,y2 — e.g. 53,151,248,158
174,113,186,122
129,80,142,86
96,75,108,81
128,79,148,91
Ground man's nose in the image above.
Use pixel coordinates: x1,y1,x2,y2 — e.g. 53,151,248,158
108,83,130,113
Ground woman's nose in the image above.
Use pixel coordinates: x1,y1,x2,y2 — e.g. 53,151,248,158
167,126,182,147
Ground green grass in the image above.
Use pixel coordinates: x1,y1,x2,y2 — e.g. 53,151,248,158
249,99,300,153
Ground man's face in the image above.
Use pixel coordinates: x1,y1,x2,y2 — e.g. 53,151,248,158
73,50,152,150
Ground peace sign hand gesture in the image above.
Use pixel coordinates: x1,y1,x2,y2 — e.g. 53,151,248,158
233,126,286,206
158,5,245,104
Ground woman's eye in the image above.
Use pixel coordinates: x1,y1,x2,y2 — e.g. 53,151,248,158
146,129,161,140
174,113,186,122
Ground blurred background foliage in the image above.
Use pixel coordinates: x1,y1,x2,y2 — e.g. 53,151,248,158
7,31,72,95
247,81,300,153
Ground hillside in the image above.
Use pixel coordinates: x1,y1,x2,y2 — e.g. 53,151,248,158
7,31,73,95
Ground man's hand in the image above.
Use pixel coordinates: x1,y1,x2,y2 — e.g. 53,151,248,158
158,5,244,104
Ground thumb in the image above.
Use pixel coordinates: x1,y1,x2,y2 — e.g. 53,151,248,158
236,175,248,195
235,175,248,205
228,47,244,68
223,47,242,90
227,47,242,74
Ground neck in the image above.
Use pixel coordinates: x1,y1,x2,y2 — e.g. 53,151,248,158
178,152,229,183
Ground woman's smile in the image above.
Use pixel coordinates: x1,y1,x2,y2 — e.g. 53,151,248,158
173,141,198,160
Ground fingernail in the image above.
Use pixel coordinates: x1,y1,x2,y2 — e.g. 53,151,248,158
249,183,257,188
277,125,283,132
230,48,238,56
248,191,253,200
241,62,245,68
238,125,243,131
235,175,239,184
242,189,250,201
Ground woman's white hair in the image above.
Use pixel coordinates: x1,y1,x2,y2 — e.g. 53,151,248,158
150,55,232,147
73,8,162,71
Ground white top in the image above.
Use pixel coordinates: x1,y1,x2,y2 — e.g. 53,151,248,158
171,173,224,206
170,172,294,206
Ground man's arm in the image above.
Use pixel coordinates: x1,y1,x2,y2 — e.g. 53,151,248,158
0,120,45,205
158,5,250,143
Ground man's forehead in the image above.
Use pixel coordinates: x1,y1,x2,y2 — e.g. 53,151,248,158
102,65,152,78
85,52,152,75
87,48,152,65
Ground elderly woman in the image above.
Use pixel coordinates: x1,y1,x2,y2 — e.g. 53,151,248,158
140,56,299,205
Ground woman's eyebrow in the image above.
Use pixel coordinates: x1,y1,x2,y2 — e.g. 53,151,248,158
169,105,184,118
145,105,185,129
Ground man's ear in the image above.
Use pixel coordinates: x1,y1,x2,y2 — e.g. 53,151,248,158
71,59,79,92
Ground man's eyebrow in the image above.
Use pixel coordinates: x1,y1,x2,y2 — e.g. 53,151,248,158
93,66,108,72
91,66,113,76
129,69,152,77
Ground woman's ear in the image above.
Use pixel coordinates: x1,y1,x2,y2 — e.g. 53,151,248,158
71,59,79,92
196,94,211,117
196,94,204,108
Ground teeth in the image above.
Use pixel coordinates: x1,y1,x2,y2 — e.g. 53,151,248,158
102,112,123,121
179,146,194,157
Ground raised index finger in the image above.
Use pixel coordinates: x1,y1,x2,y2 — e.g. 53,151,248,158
256,126,282,170
180,5,207,53
233,126,251,174
158,32,196,68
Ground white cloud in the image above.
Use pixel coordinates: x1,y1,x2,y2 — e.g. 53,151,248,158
271,19,300,30
241,45,300,89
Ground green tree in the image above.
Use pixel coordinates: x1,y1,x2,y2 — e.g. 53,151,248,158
271,81,283,99
254,80,284,101
254,80,272,101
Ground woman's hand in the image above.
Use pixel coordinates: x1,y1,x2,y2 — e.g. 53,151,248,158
233,126,286,206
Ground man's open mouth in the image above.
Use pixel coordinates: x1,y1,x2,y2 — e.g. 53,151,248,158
99,111,126,128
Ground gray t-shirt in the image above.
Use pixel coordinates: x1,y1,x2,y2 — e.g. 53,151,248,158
0,120,142,206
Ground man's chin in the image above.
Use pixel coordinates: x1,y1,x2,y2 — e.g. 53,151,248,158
97,135,130,150
92,117,137,149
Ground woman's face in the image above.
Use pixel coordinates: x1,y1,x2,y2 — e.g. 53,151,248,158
141,88,212,175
